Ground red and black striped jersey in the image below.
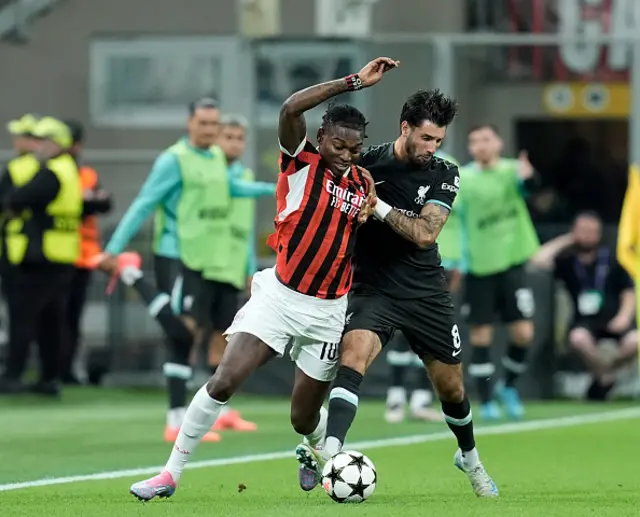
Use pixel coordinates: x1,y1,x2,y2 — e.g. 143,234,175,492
267,138,369,299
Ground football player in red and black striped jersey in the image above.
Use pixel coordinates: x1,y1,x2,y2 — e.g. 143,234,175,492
129,57,399,501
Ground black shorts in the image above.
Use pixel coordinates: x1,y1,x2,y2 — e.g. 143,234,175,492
464,263,534,325
153,255,203,317
197,279,241,331
344,290,461,365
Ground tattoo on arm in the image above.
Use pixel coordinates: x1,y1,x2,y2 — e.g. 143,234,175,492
278,79,351,155
384,203,450,248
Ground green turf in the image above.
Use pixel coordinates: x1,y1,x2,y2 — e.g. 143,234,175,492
1,388,638,516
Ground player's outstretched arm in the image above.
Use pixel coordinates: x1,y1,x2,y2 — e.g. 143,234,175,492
278,57,399,155
382,202,450,249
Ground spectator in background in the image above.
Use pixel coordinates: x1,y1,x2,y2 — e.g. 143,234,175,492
532,211,637,400
60,120,112,384
0,117,82,396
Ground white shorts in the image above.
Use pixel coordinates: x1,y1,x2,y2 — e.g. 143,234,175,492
224,267,347,382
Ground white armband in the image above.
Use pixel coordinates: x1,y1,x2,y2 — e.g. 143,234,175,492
373,199,392,221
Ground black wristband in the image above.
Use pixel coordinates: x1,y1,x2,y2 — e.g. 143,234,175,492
345,74,363,91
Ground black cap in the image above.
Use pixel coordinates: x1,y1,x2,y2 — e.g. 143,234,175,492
63,119,85,144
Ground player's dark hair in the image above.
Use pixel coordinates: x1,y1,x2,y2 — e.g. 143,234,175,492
400,89,458,129
468,123,500,136
188,96,219,116
321,103,368,138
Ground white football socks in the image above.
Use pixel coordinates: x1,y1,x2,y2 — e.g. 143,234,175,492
304,406,327,448
120,266,143,286
324,437,342,456
462,448,480,469
167,407,186,429
165,385,225,482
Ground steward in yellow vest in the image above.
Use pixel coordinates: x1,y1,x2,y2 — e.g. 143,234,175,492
1,113,41,274
0,117,82,396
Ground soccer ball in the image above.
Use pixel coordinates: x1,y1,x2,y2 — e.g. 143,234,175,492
321,450,377,503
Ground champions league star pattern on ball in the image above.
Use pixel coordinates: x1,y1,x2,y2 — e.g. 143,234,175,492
321,450,377,503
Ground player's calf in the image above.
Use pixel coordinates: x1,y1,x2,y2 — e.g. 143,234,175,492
291,367,334,490
325,330,381,456
129,335,274,501
427,360,499,497
499,320,532,419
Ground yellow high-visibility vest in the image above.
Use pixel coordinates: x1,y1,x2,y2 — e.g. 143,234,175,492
6,153,81,264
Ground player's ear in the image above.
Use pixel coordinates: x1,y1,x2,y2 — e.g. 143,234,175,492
401,121,410,138
317,127,325,145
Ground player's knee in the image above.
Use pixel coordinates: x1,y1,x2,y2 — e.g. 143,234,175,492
206,371,236,402
621,331,638,353
509,321,534,345
469,325,493,346
436,380,465,404
430,364,465,403
340,330,380,375
568,328,592,352
290,406,315,435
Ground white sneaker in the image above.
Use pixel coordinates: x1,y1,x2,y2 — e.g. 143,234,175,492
454,449,499,498
410,406,444,422
384,404,405,423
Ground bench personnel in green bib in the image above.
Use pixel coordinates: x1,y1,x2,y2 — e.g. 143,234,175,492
96,99,275,441
458,124,539,421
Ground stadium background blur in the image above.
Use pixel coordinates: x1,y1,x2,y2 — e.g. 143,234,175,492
1,1,640,513
0,0,638,400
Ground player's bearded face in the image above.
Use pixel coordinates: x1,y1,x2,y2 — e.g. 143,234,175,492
403,122,444,166
573,217,602,252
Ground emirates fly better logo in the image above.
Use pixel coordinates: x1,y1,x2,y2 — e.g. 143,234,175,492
326,179,365,217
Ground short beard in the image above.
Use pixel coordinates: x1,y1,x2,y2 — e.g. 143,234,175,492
575,242,598,253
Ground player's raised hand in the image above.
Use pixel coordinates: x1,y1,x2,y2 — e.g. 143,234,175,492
357,166,377,198
357,57,400,88
517,150,534,180
358,194,378,224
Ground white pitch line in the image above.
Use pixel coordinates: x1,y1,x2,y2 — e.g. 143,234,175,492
1,406,639,492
